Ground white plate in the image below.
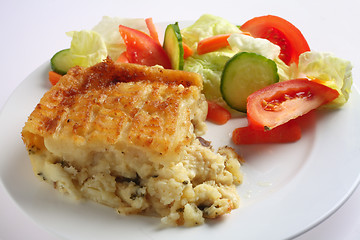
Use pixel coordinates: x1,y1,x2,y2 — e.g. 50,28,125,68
1,24,360,240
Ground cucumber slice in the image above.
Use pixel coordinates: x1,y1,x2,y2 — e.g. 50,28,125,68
50,49,74,75
220,52,279,112
163,22,184,70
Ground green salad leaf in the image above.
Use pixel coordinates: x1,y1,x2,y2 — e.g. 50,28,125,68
66,30,108,68
296,51,353,107
92,16,149,60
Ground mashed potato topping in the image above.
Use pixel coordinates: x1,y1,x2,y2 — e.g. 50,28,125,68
22,60,243,226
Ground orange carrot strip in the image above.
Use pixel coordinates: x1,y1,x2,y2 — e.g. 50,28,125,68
240,31,252,36
48,71,62,86
145,18,161,46
182,42,193,59
206,101,231,125
232,120,301,144
197,34,232,55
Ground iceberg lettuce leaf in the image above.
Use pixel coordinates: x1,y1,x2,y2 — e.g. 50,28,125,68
92,16,149,60
67,30,108,68
181,14,242,49
227,33,280,60
297,51,353,107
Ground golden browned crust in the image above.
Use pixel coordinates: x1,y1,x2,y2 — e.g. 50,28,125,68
22,59,205,156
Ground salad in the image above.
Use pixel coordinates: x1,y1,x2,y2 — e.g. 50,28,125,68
49,14,353,144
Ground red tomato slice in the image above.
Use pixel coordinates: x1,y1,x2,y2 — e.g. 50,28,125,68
247,78,339,130
240,15,310,65
119,25,171,69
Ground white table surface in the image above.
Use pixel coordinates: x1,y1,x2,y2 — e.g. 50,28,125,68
1,1,360,239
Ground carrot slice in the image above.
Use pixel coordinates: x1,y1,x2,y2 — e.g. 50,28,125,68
48,71,62,85
207,101,231,125
145,18,161,46
182,42,193,59
197,34,231,55
232,120,301,144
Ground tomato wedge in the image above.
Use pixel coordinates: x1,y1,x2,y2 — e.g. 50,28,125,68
118,25,171,69
240,15,310,65
247,78,339,130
